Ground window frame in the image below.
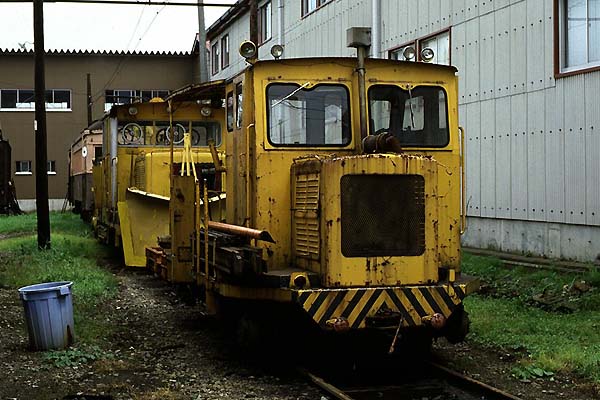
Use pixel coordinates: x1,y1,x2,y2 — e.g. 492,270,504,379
221,34,230,69
258,1,272,45
117,120,223,147
211,42,220,75
301,0,332,17
0,89,71,112
104,89,169,112
15,160,32,175
367,84,451,149
47,160,56,175
554,0,600,78
265,82,353,148
388,28,451,65
226,91,234,132
235,82,243,129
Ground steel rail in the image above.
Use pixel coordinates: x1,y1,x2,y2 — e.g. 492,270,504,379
301,370,353,400
427,361,524,400
304,362,524,400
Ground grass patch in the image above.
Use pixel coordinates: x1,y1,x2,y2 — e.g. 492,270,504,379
0,212,118,343
463,252,600,312
43,345,114,368
0,212,90,237
465,297,600,382
463,253,600,384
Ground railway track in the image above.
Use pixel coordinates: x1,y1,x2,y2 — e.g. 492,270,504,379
304,360,523,400
464,247,597,274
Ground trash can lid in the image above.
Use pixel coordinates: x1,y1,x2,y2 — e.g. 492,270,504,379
18,281,73,294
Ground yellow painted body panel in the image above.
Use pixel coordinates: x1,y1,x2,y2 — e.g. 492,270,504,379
317,154,440,286
118,192,170,267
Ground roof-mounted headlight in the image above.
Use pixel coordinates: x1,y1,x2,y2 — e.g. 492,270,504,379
270,44,284,60
239,40,257,60
402,46,416,61
200,106,212,117
421,47,435,62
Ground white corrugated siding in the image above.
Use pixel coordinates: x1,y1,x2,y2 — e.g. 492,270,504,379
209,0,600,235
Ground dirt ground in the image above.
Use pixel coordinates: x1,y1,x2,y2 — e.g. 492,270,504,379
1,265,598,400
0,269,321,400
433,340,599,400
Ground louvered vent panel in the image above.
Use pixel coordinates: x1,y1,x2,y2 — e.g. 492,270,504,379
133,155,146,190
294,173,320,260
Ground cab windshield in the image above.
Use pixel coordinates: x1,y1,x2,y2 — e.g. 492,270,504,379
368,85,449,147
267,83,351,146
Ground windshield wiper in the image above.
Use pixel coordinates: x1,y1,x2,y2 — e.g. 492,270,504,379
271,82,312,108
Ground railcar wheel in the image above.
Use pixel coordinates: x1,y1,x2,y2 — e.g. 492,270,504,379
443,305,470,344
395,327,433,356
235,312,263,351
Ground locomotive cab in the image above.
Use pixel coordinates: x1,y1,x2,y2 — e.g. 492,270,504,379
145,44,479,348
181,56,480,344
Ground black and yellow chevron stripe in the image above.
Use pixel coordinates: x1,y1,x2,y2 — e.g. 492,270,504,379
293,284,468,329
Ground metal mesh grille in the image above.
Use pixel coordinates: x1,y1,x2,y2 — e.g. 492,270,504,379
341,175,425,257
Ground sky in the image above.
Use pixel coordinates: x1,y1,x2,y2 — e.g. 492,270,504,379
0,1,232,53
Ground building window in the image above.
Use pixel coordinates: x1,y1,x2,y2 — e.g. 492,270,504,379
389,30,451,66
47,160,56,175
302,0,331,16
212,42,220,75
0,89,71,111
558,0,600,74
221,35,230,69
46,90,71,110
104,89,169,112
258,2,272,45
15,160,32,175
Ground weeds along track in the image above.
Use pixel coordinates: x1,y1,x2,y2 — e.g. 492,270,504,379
464,248,597,274
304,359,523,400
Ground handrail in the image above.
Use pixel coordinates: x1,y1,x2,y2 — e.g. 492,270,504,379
459,126,467,235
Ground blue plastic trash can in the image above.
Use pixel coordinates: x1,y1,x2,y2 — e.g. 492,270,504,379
18,281,75,351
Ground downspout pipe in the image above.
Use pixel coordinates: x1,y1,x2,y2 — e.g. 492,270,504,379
372,0,381,58
110,117,118,209
278,0,285,57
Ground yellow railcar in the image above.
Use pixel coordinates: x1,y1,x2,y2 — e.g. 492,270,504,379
150,39,479,349
93,82,227,269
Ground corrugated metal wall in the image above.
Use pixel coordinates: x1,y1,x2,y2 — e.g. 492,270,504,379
209,0,600,261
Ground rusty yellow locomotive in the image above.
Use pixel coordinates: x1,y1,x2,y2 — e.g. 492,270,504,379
146,35,478,350
92,83,227,267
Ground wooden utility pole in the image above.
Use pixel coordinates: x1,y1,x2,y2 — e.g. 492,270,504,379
87,73,92,125
249,0,257,46
33,0,51,249
197,0,207,83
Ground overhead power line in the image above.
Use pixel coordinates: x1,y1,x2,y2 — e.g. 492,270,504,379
90,2,169,103
0,0,236,6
